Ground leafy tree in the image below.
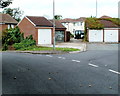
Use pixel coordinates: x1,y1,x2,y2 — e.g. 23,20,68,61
54,15,62,20
0,0,12,8
2,7,24,21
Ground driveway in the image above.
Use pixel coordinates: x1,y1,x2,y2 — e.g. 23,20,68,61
41,39,86,52
87,43,119,50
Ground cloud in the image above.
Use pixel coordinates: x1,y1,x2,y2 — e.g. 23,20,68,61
1,0,119,18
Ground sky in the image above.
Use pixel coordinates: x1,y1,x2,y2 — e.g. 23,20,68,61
0,0,120,19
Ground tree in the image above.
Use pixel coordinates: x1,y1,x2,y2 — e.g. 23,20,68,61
2,7,24,21
0,0,12,8
54,15,62,20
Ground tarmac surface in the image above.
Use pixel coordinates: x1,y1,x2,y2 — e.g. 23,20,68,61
1,44,119,95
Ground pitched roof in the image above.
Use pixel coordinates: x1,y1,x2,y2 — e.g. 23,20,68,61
99,20,118,28
100,15,112,19
75,17,86,22
26,16,53,27
59,18,75,23
50,20,66,29
59,17,86,23
0,13,18,24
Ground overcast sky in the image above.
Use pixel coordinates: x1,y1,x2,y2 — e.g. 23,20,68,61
1,0,120,19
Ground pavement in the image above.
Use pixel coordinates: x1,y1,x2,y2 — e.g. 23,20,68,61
40,39,87,53
2,44,119,95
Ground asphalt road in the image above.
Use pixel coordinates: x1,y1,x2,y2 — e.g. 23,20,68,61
1,44,119,95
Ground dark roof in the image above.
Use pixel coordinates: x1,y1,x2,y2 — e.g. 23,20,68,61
50,20,66,29
0,13,18,24
26,16,53,27
99,20,118,28
59,17,86,23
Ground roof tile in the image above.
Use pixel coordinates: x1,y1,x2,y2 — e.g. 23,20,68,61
26,16,53,27
0,13,18,24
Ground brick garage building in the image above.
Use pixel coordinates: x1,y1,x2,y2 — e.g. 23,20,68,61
50,20,67,42
87,19,120,42
18,16,67,45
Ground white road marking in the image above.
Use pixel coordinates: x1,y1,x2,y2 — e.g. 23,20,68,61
62,57,66,59
109,69,120,75
58,57,66,59
58,57,62,58
72,60,81,63
88,63,99,68
46,55,53,57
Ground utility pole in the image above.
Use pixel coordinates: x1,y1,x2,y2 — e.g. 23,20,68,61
96,0,98,18
53,0,55,50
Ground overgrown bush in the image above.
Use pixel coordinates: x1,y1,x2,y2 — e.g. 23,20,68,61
86,17,104,29
13,35,36,50
2,27,24,51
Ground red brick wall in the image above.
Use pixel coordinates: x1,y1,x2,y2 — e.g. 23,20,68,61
18,17,55,44
0,24,8,32
18,17,38,43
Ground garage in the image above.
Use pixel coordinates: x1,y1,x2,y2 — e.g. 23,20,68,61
104,30,118,42
38,29,52,44
89,30,103,42
55,31,64,42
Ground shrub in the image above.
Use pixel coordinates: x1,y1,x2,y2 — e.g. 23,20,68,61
13,35,36,50
2,43,8,51
2,27,24,50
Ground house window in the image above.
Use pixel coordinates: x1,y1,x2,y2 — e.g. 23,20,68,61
11,25,14,28
81,22,83,26
8,24,10,29
8,24,14,29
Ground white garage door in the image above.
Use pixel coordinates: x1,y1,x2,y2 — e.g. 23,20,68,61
38,29,52,44
89,30,103,42
104,30,118,42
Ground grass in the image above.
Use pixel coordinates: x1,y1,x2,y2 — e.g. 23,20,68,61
16,46,80,52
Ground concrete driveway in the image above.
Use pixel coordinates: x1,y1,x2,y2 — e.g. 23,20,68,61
41,39,86,52
87,43,119,50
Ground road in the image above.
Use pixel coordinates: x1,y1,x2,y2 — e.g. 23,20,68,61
1,44,119,95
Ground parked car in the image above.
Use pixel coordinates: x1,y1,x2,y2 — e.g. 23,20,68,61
74,30,84,39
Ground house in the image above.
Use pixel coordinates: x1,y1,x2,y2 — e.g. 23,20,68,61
87,18,120,42
50,20,67,42
59,17,86,39
18,16,67,45
0,13,18,32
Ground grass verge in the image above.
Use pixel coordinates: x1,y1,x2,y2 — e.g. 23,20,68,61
16,46,80,52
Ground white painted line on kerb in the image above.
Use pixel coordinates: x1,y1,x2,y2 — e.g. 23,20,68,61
46,55,53,57
72,60,81,63
109,69,120,75
88,63,99,68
